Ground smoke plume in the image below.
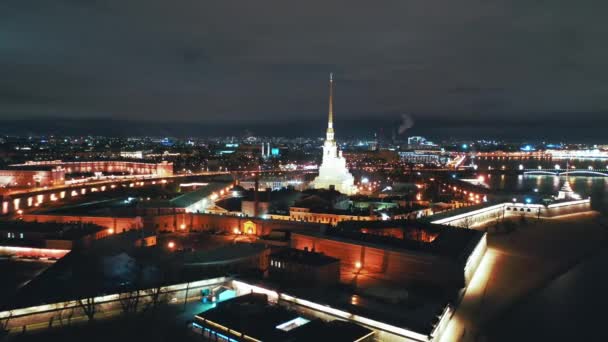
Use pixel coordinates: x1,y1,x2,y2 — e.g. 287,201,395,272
398,114,415,134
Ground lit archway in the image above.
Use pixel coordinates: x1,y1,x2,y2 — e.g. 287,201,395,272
243,220,257,235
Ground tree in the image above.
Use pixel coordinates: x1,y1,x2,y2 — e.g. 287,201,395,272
519,214,527,225
142,260,171,311
491,208,504,231
460,215,474,229
57,301,75,327
0,311,12,338
77,297,96,323
119,290,141,316
71,253,104,323
146,283,167,310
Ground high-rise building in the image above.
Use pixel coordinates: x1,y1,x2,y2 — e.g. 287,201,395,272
312,74,356,195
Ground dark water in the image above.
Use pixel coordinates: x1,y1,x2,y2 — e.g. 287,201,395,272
470,157,608,213
488,247,608,341
478,174,608,212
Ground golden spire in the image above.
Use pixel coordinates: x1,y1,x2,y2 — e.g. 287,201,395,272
326,73,335,141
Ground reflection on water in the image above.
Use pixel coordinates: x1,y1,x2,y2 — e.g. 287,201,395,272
471,156,608,171
483,174,607,196
472,157,608,213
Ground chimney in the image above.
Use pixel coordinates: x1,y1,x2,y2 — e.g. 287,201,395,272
254,173,259,217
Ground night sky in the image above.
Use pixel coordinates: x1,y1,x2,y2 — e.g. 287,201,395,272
1,1,607,139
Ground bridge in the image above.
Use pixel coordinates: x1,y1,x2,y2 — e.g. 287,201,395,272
523,169,608,177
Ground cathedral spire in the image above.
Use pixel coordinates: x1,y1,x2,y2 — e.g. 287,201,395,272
326,73,335,141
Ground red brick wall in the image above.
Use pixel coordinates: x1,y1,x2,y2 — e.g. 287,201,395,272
291,232,464,288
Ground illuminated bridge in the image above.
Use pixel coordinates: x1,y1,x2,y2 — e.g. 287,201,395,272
523,169,608,177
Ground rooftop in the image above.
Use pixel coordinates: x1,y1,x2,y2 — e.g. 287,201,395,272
195,293,299,341
0,221,105,240
299,220,484,262
195,292,373,342
2,165,59,171
181,243,268,266
170,182,232,208
234,278,449,338
271,248,339,267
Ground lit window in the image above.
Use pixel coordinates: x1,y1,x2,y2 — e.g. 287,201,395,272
20,233,24,239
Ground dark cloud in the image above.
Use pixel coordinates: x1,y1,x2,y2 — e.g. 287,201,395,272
1,0,607,136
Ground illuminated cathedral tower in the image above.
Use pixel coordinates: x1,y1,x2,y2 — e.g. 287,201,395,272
312,73,356,195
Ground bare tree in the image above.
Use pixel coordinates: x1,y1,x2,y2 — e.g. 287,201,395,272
77,297,96,323
490,208,503,231
57,301,75,327
0,311,13,338
119,290,140,315
146,284,167,310
460,215,474,229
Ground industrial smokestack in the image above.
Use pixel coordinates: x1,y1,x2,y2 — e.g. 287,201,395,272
254,173,259,217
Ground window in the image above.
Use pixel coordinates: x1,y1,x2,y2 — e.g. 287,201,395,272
19,233,24,239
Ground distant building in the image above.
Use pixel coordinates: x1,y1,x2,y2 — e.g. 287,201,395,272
269,248,340,286
0,166,65,187
240,177,306,192
0,160,173,188
407,136,437,147
119,150,144,159
287,207,375,226
0,221,109,250
398,151,447,165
